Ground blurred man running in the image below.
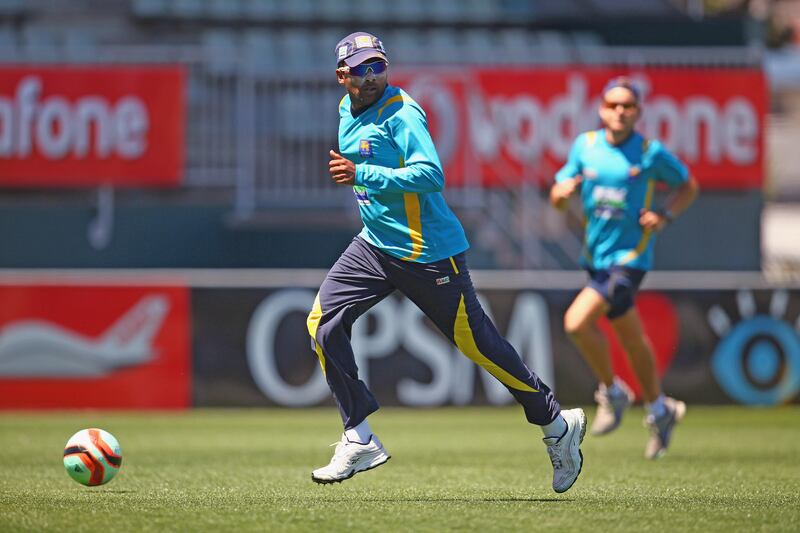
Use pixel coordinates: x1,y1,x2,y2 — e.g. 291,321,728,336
550,77,699,459
307,31,586,492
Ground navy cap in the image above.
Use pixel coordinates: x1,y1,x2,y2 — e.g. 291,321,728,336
335,32,387,67
602,76,641,102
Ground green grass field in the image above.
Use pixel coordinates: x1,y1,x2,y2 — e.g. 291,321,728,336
1,407,799,532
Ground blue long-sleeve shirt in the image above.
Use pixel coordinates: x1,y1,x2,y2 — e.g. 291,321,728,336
338,85,469,262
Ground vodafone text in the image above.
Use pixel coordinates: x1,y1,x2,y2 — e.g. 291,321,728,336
0,76,148,160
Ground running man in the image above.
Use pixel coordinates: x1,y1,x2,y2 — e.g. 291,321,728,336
550,77,699,459
307,31,586,492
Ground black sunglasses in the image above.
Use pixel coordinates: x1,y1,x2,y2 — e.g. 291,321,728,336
345,60,388,77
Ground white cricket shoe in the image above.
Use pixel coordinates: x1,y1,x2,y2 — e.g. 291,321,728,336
543,408,587,494
591,379,635,436
311,434,390,484
644,397,686,460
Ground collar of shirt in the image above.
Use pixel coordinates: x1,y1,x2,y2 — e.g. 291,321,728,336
348,85,393,118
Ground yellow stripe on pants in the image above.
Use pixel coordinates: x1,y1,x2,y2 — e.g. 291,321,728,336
306,293,327,374
453,295,538,393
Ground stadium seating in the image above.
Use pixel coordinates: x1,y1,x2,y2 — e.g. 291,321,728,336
127,0,543,24
241,0,281,22
0,27,15,53
33,0,608,67
131,0,168,17
0,0,27,17
171,0,204,19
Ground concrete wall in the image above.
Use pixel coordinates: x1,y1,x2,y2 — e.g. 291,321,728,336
0,190,761,270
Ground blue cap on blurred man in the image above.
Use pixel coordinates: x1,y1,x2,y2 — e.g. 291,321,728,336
602,76,641,102
335,32,387,67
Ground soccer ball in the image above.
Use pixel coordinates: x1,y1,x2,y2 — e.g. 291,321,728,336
63,428,123,486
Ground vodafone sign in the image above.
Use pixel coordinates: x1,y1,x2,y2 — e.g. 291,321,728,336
0,67,184,187
395,67,767,189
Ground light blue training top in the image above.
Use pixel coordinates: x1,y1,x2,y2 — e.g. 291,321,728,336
338,84,469,263
555,129,689,271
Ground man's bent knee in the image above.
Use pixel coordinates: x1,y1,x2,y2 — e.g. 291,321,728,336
564,315,591,338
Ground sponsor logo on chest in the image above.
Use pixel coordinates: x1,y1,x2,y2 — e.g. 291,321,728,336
353,185,371,206
592,185,628,219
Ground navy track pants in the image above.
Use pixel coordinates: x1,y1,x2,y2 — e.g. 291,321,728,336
307,237,560,429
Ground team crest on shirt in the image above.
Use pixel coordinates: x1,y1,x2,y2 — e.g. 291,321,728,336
359,140,373,158
583,168,598,180
353,185,371,206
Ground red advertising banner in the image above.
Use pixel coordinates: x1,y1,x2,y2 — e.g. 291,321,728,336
0,67,184,187
0,285,191,409
394,67,767,189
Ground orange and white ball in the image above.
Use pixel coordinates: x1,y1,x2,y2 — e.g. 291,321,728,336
63,428,122,486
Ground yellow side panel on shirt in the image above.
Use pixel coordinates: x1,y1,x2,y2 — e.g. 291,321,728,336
453,295,538,393
398,154,424,261
306,293,327,374
619,178,655,265
582,217,593,263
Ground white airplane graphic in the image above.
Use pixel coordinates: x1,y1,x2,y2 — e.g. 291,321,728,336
0,295,170,377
